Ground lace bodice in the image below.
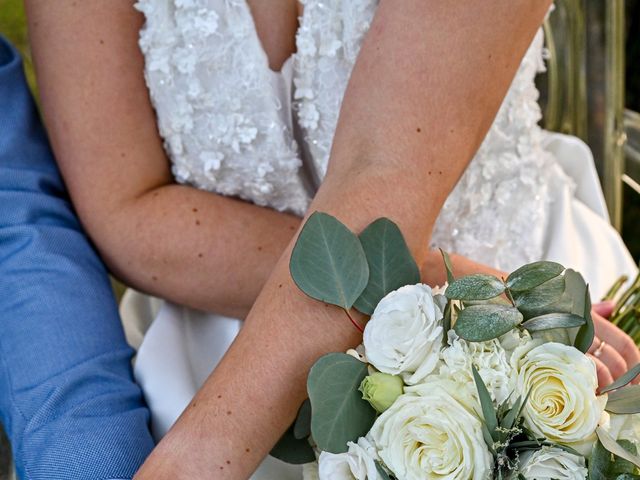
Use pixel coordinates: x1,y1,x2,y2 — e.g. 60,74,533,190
137,0,567,271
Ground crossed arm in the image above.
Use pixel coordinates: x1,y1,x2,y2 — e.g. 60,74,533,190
131,1,555,477
28,0,634,477
25,0,498,322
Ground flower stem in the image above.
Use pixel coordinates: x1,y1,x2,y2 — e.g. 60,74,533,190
344,308,364,333
602,275,629,301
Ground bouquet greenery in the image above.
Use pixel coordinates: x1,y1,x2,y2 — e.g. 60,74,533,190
271,212,640,480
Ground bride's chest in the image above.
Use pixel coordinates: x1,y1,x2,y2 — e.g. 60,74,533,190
136,0,378,215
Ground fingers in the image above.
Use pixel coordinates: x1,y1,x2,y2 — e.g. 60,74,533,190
592,312,640,370
593,301,615,319
597,344,627,379
589,354,614,391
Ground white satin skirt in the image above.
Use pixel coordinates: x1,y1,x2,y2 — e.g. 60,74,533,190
122,132,638,479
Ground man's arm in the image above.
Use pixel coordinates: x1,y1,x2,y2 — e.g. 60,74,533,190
135,1,554,478
0,36,153,480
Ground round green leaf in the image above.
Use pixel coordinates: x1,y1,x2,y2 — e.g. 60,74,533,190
293,399,312,440
353,218,420,315
605,385,640,415
290,212,369,309
521,313,586,332
445,274,505,301
270,423,316,464
453,304,523,342
307,353,376,453
506,261,564,292
513,275,566,311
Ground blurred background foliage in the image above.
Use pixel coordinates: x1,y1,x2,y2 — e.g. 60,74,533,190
624,0,640,261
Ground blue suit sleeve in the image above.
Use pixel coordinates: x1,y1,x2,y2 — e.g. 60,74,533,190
0,37,154,479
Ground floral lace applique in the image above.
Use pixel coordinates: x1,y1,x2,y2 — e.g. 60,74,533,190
136,0,310,215
139,0,571,271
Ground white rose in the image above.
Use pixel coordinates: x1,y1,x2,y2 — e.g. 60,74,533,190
518,447,587,480
369,379,493,480
440,330,513,405
318,437,380,480
605,413,640,445
364,284,444,385
511,342,605,445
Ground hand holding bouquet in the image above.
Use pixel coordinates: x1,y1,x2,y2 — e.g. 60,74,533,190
272,212,640,480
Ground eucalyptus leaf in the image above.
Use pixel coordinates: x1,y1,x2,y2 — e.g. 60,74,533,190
530,327,572,345
601,363,640,394
481,423,497,456
353,218,420,315
574,286,594,353
521,313,586,332
596,427,640,469
506,261,564,292
293,399,312,440
445,274,505,301
270,423,316,464
564,269,589,315
454,304,523,342
442,302,452,347
472,365,498,440
606,385,640,414
513,275,566,311
439,248,455,284
307,353,376,453
502,396,522,431
290,212,369,310
517,269,586,321
590,438,639,480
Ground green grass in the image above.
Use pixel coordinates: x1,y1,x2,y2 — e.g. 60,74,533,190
0,0,37,95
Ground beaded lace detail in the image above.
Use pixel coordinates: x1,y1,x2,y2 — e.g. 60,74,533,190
293,0,377,178
431,29,564,271
137,0,569,271
136,0,310,215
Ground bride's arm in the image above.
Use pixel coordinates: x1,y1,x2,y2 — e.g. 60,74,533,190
135,1,553,478
24,1,300,319
23,0,532,320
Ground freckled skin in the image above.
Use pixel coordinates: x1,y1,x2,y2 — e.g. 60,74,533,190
25,0,556,477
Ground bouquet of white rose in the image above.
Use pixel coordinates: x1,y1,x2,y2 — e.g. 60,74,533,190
270,212,640,480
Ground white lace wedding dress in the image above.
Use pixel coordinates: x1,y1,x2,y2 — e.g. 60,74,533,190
122,1,638,478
